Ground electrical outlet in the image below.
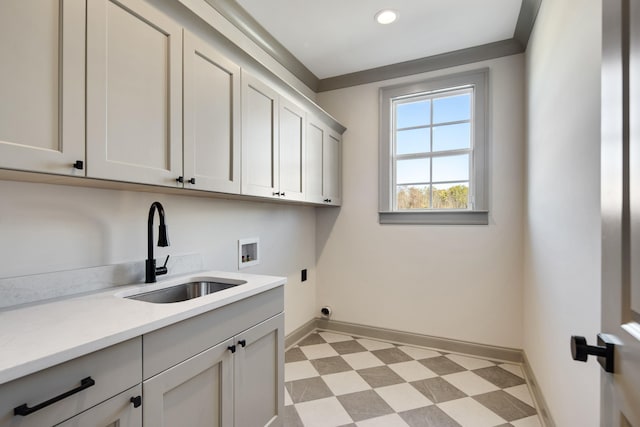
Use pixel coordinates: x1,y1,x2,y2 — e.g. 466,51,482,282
301,269,307,282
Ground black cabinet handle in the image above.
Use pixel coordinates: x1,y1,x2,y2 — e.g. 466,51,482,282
130,395,142,408
228,344,237,353
73,160,84,170
272,192,281,196
281,192,286,197
14,377,95,416
238,339,246,348
324,199,332,203
176,176,184,183
188,177,196,185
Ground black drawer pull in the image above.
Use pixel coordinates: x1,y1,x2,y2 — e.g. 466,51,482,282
14,377,95,416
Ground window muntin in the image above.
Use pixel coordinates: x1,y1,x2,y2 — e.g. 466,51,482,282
392,87,473,211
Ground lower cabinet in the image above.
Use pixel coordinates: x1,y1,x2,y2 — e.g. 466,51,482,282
56,385,142,427
143,313,284,427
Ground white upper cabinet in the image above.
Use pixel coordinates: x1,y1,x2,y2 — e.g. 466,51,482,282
86,0,182,187
241,71,307,201
0,0,85,175
306,117,342,205
183,31,241,194
278,98,306,201
241,71,280,198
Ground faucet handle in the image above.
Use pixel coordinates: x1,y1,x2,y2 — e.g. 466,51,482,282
156,255,170,276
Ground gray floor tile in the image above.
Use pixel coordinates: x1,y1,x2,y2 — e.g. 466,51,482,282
472,366,526,389
418,356,466,376
410,377,467,403
357,365,405,388
473,390,537,421
310,356,353,375
399,405,462,427
282,405,304,427
331,340,368,355
372,347,414,364
337,389,395,422
285,347,307,363
297,333,327,347
285,377,334,403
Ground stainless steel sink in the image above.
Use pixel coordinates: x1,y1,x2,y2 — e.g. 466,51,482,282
125,280,245,303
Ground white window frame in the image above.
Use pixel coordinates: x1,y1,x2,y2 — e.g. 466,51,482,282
379,69,489,225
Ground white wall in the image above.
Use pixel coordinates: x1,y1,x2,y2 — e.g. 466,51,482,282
524,0,602,425
0,180,317,334
315,54,525,349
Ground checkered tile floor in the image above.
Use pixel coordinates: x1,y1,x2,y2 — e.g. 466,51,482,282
283,331,541,427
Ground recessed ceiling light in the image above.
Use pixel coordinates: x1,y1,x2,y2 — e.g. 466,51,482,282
375,9,398,25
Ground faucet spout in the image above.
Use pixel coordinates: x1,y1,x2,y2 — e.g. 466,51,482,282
146,201,170,283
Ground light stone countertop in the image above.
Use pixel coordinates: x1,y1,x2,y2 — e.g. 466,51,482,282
0,270,285,385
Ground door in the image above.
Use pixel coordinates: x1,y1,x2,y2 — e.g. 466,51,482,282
234,313,284,427
183,31,241,194
241,71,280,198
600,0,640,424
55,385,142,427
278,98,306,201
86,0,182,187
323,129,342,206
306,120,325,204
0,0,85,175
143,339,233,427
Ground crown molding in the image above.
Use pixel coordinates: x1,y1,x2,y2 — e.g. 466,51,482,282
208,0,541,92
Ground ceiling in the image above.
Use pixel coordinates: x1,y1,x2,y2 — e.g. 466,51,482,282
235,0,524,80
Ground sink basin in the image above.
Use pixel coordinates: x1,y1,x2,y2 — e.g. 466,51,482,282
125,280,246,303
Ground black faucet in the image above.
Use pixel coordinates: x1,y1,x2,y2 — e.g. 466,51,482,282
146,201,170,283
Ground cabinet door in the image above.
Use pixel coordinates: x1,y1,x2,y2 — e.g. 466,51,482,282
55,385,142,427
183,31,241,193
241,72,279,198
0,0,85,175
234,313,284,427
278,98,306,201
305,120,325,204
143,338,234,427
86,0,182,187
323,129,342,206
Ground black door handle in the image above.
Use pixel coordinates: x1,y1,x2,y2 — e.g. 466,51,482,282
14,377,95,416
570,334,615,373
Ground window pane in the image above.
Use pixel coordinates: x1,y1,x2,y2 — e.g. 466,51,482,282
432,154,469,182
396,100,430,129
432,182,469,209
396,158,430,184
433,93,470,124
397,185,430,209
396,128,430,155
433,123,470,151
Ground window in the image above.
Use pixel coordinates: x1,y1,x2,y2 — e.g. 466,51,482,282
379,69,489,225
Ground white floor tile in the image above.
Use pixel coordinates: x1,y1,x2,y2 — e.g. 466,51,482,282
285,360,319,382
356,338,395,351
397,345,442,360
438,397,507,427
342,351,385,370
442,371,499,396
445,353,495,370
300,343,340,360
374,383,433,412
322,371,371,396
499,363,525,378
504,384,535,407
295,397,353,427
512,415,542,427
356,413,410,427
318,331,353,343
388,360,438,382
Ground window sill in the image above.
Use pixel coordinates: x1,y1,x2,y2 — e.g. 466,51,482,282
379,210,489,225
